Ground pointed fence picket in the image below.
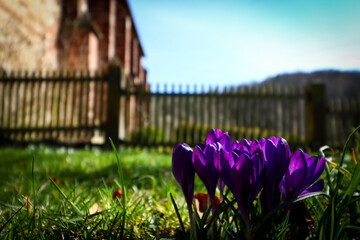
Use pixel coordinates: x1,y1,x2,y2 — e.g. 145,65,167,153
0,66,359,149
0,68,112,146
136,83,307,148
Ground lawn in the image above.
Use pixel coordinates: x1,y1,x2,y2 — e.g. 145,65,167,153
0,145,197,239
0,128,359,239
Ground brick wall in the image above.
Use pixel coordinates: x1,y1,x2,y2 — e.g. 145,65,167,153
0,0,60,72
88,0,110,68
0,0,147,85
115,0,127,66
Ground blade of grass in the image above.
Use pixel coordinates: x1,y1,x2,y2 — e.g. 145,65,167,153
200,205,212,227
336,125,360,191
101,178,111,200
340,196,360,208
320,146,335,195
325,163,334,195
344,225,360,231
90,218,103,235
38,212,46,240
339,125,360,167
49,177,82,216
325,158,352,180
344,158,360,199
319,224,324,240
170,193,190,240
0,205,24,234
312,198,324,220
29,157,37,236
334,223,346,240
330,199,335,240
261,191,329,224
107,211,119,239
276,211,290,240
109,138,126,240
127,193,146,218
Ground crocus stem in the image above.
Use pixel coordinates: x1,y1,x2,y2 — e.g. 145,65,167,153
190,213,196,240
207,194,216,215
187,204,193,220
245,225,255,240
236,199,252,238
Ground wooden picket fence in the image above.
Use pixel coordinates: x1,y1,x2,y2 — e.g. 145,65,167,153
0,65,359,149
0,68,112,146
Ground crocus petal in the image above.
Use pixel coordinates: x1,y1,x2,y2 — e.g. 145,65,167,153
272,139,291,182
261,137,291,212
286,150,308,196
172,143,194,216
192,144,219,203
205,129,217,145
302,155,325,195
282,150,325,202
205,129,227,145
300,179,324,196
217,147,235,194
262,138,291,188
214,129,224,138
303,155,318,188
233,139,250,153
219,134,233,152
313,156,325,182
232,154,252,194
205,129,232,152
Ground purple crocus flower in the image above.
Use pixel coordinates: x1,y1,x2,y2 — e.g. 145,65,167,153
233,139,263,164
259,137,291,212
205,129,233,152
192,143,219,210
172,143,195,217
280,149,325,202
216,144,263,225
204,129,233,200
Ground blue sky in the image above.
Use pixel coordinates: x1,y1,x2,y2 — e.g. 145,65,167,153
129,0,360,91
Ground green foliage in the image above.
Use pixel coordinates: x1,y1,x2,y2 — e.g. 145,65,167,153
313,125,360,240
130,126,165,145
1,125,360,239
0,145,179,239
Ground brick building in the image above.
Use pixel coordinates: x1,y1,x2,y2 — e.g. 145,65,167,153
0,0,147,87
0,0,148,142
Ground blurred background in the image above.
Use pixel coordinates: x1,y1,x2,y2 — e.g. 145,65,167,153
130,0,360,91
0,0,359,150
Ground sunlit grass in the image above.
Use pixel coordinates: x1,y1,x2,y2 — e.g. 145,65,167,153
2,132,358,239
0,145,190,239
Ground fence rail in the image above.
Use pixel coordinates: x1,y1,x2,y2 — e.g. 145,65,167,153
0,69,110,145
136,85,306,148
0,66,359,149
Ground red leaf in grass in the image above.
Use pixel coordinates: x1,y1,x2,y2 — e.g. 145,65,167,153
112,187,122,200
194,192,220,214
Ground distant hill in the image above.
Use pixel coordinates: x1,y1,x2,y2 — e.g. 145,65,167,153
261,70,360,100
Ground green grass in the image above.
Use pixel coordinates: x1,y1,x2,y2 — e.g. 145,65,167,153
2,138,358,239
0,145,194,239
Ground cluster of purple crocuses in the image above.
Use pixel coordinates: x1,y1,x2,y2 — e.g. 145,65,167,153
172,129,325,227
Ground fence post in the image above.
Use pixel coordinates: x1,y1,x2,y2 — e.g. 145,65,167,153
105,65,122,147
305,82,326,149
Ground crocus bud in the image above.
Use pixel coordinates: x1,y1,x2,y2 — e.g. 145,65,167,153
260,137,291,212
192,144,219,210
172,143,195,217
281,149,325,201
